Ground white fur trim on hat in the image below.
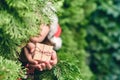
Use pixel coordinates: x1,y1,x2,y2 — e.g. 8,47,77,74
48,14,58,39
50,36,62,50
42,2,58,39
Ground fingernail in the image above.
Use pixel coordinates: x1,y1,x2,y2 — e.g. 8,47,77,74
40,68,43,71
31,49,34,52
35,61,38,64
50,61,53,63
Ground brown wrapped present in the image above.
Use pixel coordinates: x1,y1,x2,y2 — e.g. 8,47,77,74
33,43,53,62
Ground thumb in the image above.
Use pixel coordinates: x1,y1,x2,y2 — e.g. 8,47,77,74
28,59,38,64
50,51,57,65
24,47,38,64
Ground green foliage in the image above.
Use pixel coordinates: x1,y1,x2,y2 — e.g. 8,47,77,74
57,0,120,80
0,56,25,80
34,70,55,80
34,23,84,80
57,0,96,79
33,0,96,78
54,61,82,80
62,25,94,80
59,0,97,27
0,0,57,80
3,0,120,80
86,0,120,79
32,0,120,79
0,0,55,59
34,61,82,80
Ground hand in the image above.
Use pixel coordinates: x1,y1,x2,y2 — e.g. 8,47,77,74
27,42,35,53
24,47,46,71
30,24,50,43
27,50,57,71
24,46,58,71
24,47,38,64
45,50,57,70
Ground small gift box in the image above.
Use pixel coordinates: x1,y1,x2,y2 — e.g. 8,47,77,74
33,43,53,62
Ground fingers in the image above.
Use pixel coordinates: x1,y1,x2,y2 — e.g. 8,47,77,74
27,42,35,53
28,59,54,71
38,60,56,71
50,50,57,65
45,61,52,70
31,48,35,53
24,46,55,71
29,63,46,71
41,63,46,70
44,50,57,70
29,64,43,71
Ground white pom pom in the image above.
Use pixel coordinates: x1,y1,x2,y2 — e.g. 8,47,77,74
50,37,62,50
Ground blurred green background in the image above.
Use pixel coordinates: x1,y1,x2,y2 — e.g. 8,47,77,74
58,0,120,80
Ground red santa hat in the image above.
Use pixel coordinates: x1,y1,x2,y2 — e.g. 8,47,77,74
47,15,62,50
43,2,62,50
48,24,62,50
